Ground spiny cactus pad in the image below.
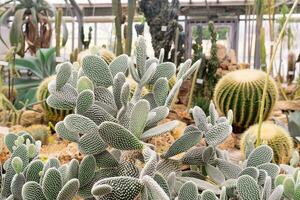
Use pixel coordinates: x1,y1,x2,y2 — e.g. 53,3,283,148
37,76,73,123
98,122,144,150
92,177,143,200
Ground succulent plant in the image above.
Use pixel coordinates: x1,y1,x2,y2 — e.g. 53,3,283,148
139,0,180,60
100,48,116,64
1,132,92,199
214,69,278,132
13,48,56,107
275,165,300,200
193,21,219,115
77,46,116,65
25,124,51,145
1,36,291,200
48,36,199,156
1,132,41,198
36,75,73,124
241,122,294,164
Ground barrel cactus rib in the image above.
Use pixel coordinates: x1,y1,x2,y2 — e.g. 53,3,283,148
214,69,277,132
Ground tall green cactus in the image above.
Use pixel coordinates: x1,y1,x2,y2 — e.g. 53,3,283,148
112,0,123,55
55,8,63,57
193,22,219,114
125,0,136,55
139,0,179,59
214,69,278,132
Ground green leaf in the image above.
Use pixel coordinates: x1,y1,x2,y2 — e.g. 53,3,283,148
15,57,43,78
14,78,41,89
205,164,225,185
38,48,56,67
0,7,12,48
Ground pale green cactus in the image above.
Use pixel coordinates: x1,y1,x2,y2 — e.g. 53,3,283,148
178,181,198,200
273,165,300,199
92,176,143,200
1,35,288,200
237,175,261,200
1,132,40,198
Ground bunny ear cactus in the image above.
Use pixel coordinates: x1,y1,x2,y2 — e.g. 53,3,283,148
37,75,73,124
92,177,143,200
49,35,201,156
1,132,41,198
273,166,300,200
213,69,278,132
22,168,80,200
191,101,233,146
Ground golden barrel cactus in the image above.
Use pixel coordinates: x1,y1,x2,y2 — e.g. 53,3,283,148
77,47,116,65
213,69,278,132
241,122,294,164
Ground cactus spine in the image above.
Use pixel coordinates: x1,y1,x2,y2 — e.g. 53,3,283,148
241,122,294,164
213,69,278,132
36,76,73,123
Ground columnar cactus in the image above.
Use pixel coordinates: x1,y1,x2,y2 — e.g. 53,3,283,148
241,122,294,164
213,69,278,132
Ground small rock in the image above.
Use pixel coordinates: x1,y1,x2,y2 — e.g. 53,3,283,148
147,133,175,154
227,49,237,64
20,110,44,127
58,142,83,164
